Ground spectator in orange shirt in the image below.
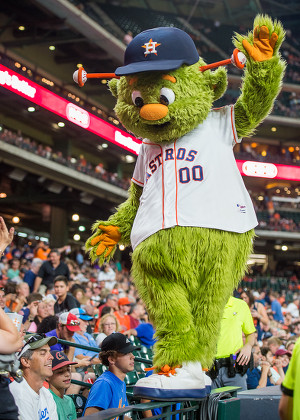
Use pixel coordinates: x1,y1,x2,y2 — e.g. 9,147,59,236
34,240,51,260
114,297,131,333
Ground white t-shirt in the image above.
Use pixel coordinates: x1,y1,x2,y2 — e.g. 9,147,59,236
131,105,257,250
9,378,58,420
98,268,116,290
286,302,299,318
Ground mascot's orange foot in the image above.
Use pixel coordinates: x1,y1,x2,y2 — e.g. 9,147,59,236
134,362,211,401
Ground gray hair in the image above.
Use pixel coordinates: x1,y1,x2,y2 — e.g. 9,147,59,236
20,349,34,364
32,258,43,269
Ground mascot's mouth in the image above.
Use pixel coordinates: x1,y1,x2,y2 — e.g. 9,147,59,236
151,121,171,128
138,118,171,129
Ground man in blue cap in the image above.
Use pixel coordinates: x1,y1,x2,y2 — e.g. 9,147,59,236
70,308,101,364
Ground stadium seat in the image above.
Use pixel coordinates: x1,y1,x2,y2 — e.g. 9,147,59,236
68,394,87,417
138,346,153,360
134,361,148,379
93,364,107,377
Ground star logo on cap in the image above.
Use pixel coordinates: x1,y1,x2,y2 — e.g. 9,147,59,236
142,39,161,57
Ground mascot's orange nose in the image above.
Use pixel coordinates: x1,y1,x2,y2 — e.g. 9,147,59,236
140,104,168,121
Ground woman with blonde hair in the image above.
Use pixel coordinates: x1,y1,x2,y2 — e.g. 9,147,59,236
95,313,120,347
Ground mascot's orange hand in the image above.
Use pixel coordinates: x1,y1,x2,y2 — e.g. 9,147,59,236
90,225,121,257
242,25,278,62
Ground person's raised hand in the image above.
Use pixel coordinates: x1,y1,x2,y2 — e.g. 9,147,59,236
0,217,14,250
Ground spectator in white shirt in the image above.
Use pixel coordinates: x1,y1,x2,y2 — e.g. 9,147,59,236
98,264,116,291
10,334,59,420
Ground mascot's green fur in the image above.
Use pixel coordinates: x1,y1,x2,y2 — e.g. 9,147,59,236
86,15,285,374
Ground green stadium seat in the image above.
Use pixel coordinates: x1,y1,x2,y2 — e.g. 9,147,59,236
134,361,148,379
68,394,87,417
93,364,107,377
138,346,153,360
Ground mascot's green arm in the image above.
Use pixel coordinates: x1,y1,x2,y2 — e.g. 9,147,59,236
85,181,142,264
233,15,286,139
107,181,142,245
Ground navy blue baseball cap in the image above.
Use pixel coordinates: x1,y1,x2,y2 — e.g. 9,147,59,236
115,27,199,76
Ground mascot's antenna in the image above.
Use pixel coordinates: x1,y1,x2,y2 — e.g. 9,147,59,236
73,66,119,87
200,48,246,72
73,48,246,86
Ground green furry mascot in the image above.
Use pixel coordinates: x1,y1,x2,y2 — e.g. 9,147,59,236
85,15,285,399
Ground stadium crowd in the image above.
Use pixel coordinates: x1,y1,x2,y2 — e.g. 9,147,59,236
0,128,131,190
0,212,299,418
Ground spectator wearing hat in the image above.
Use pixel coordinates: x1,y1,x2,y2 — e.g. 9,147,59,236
70,308,101,364
84,332,140,416
10,334,59,420
53,276,80,315
45,312,91,395
45,312,80,360
275,349,292,374
33,249,70,294
48,351,77,420
114,297,132,333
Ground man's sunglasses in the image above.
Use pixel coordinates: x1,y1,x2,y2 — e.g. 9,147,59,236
18,334,46,358
25,333,46,345
65,320,80,326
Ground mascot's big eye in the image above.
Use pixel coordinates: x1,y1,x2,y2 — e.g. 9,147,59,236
132,91,144,107
160,88,175,106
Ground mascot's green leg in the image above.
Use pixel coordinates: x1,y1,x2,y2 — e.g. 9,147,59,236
132,227,254,370
188,228,254,368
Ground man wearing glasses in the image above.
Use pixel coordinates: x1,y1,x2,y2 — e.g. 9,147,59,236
9,334,59,420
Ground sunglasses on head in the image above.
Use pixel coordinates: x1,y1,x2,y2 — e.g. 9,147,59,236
25,333,46,345
18,333,46,359
65,320,80,326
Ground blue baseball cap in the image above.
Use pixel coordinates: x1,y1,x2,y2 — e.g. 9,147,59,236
115,27,199,76
69,307,93,321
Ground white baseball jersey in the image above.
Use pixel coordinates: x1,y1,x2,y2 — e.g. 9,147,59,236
130,105,257,250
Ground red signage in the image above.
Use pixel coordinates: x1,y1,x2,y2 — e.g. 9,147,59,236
1,64,299,181
0,64,141,154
